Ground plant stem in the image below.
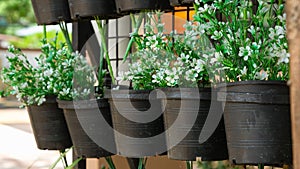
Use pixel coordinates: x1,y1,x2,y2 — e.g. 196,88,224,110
123,13,144,62
49,147,73,169
60,149,69,167
258,163,264,169
95,17,105,92
66,157,82,169
95,18,116,85
59,21,74,53
138,157,147,169
105,156,116,169
186,161,192,169
43,25,47,43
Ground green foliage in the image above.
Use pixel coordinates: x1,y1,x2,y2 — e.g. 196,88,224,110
52,47,96,101
1,32,94,105
1,45,48,106
49,147,82,169
194,0,289,81
9,30,68,49
0,0,35,33
138,158,147,169
121,11,217,90
0,0,35,24
197,161,240,169
105,156,116,169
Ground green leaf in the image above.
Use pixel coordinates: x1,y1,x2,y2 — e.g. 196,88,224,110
66,157,82,169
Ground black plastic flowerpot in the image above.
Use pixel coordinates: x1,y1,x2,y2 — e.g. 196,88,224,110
114,0,173,14
57,99,115,158
217,80,292,166
26,95,72,150
106,89,167,158
31,0,71,25
68,0,120,20
169,0,194,6
160,88,228,161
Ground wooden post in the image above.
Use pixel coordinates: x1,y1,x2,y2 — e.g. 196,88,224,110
286,0,300,168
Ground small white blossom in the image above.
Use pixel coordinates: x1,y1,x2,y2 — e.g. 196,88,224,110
277,49,290,64
239,46,251,61
198,4,210,13
247,25,256,35
241,66,247,75
255,70,268,80
211,30,223,40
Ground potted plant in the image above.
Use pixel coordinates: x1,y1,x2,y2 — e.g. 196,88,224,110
118,11,228,163
55,18,117,161
194,0,291,167
31,0,71,25
68,0,120,21
106,12,171,159
0,32,72,151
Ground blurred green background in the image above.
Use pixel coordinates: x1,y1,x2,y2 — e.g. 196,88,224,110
0,0,67,49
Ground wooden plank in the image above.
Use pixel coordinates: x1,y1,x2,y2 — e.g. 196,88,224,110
286,1,300,168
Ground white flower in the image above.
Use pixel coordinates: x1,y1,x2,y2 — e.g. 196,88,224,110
255,70,268,80
112,86,120,90
241,66,247,75
44,68,53,77
81,88,91,96
211,30,223,40
60,88,70,96
269,28,275,39
277,49,290,64
198,4,210,13
195,59,204,73
178,53,190,63
278,13,286,23
238,46,251,61
253,63,257,68
247,25,256,35
275,26,285,39
20,82,28,89
36,97,46,106
252,41,260,48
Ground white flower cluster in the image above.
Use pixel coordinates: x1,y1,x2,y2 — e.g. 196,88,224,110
1,45,52,106
121,12,219,89
194,0,289,81
1,40,96,106
53,50,96,101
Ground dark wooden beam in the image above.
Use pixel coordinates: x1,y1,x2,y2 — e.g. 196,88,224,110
72,20,95,169
72,20,95,53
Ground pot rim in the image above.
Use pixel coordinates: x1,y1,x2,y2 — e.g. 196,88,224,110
216,80,288,88
56,98,109,109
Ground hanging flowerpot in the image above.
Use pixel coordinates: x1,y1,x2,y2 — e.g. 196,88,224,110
26,95,72,150
169,0,194,7
68,0,120,20
114,0,173,14
57,99,115,158
217,80,292,166
106,89,167,158
31,0,71,25
160,88,228,161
